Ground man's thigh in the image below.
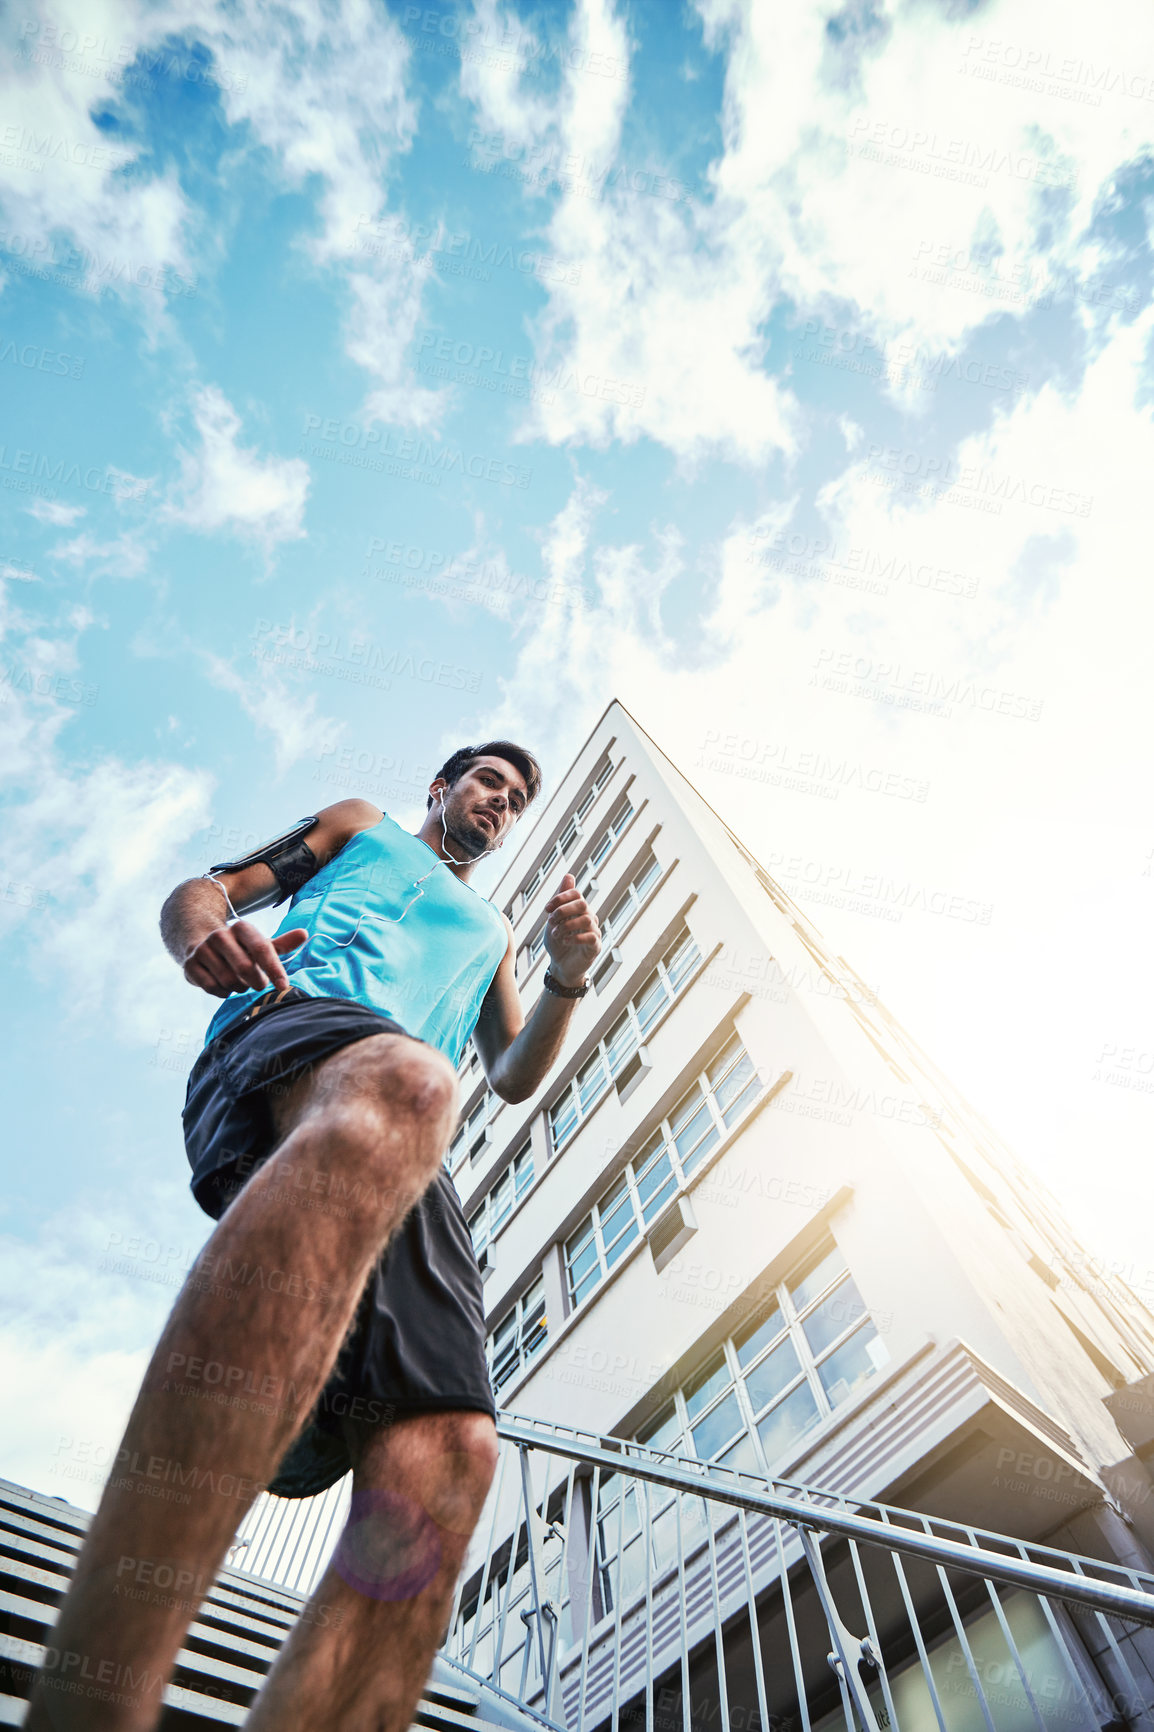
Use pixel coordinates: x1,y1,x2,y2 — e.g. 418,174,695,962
267,1028,418,1143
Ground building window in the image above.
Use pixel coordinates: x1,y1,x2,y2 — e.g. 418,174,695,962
447,1086,500,1174
519,803,630,969
649,1242,887,1471
548,928,703,1156
487,1275,548,1392
519,756,615,906
585,795,634,876
468,1143,535,1258
563,1031,762,1308
598,851,662,946
593,1246,885,1611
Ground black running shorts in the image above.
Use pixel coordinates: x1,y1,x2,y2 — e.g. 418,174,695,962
181,987,496,1499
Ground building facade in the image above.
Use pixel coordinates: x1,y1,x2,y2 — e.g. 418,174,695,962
442,698,1154,1724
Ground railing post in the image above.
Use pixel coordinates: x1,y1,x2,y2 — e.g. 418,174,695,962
518,1443,557,1698
796,1525,886,1732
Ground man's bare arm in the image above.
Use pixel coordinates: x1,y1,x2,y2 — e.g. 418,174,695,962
160,799,383,1000
473,875,601,1104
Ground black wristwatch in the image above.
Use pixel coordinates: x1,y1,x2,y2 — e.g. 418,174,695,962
543,970,589,999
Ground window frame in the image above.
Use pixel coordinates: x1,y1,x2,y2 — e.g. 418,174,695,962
548,927,703,1156
468,1142,535,1259
562,1029,764,1309
518,756,615,908
487,1273,549,1392
640,1242,886,1480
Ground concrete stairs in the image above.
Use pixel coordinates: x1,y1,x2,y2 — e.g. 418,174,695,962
0,1478,540,1731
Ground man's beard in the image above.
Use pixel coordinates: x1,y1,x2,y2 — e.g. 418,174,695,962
442,802,496,861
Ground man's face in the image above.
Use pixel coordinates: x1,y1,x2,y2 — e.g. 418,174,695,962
436,755,529,858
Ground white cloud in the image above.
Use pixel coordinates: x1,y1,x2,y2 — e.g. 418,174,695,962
169,0,441,426
50,530,151,580
457,0,799,463
2,0,439,418
0,1184,211,1502
0,592,216,1041
0,0,195,321
697,0,1154,358
166,384,309,552
468,292,1154,1279
202,648,344,779
458,0,1154,462
25,500,86,526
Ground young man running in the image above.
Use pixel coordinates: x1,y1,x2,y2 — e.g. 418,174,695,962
27,740,600,1732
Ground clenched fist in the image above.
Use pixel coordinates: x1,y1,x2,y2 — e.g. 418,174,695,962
542,874,601,986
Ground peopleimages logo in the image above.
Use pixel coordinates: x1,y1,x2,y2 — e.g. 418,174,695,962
301,415,532,490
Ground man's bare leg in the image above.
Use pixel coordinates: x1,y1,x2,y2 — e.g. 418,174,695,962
244,1409,499,1730
25,1033,458,1732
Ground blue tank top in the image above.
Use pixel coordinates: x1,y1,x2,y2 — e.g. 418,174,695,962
202,815,509,1065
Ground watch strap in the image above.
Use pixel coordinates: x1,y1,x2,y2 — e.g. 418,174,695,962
543,969,589,999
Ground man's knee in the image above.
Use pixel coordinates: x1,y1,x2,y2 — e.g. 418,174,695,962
316,1038,457,1131
354,1410,498,1533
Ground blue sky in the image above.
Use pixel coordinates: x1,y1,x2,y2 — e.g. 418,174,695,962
2,0,1154,1499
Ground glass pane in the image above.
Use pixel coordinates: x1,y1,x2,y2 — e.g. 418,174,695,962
743,1336,803,1414
817,1323,882,1408
790,1245,846,1312
602,1207,639,1269
523,1314,548,1361
734,1307,786,1368
491,1342,520,1389
756,1381,821,1466
634,974,669,1033
664,931,701,989
636,1152,677,1222
651,1503,679,1573
706,1035,742,1086
468,1209,486,1255
491,1170,512,1222
567,1239,600,1287
578,1051,607,1110
684,1353,730,1422
572,1263,603,1305
605,1011,638,1075
619,1532,647,1603
565,1227,601,1305
491,1310,517,1353
802,1275,868,1356
672,1096,717,1172
636,855,662,897
714,1054,763,1126
606,889,632,930
551,1096,578,1148
639,1404,682,1454
513,1147,534,1197
718,1431,761,1478
691,1389,744,1461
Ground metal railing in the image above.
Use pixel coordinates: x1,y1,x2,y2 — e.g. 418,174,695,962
445,1417,1154,1732
229,1414,1154,1732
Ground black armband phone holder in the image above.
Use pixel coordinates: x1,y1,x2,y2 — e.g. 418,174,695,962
209,816,321,906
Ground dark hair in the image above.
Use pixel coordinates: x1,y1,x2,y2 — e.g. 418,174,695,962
427,740,542,810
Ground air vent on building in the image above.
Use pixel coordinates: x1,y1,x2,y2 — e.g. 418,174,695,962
648,1194,698,1273
592,947,623,993
614,1045,652,1103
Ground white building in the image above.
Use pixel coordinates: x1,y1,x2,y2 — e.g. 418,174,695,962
442,697,1154,1726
